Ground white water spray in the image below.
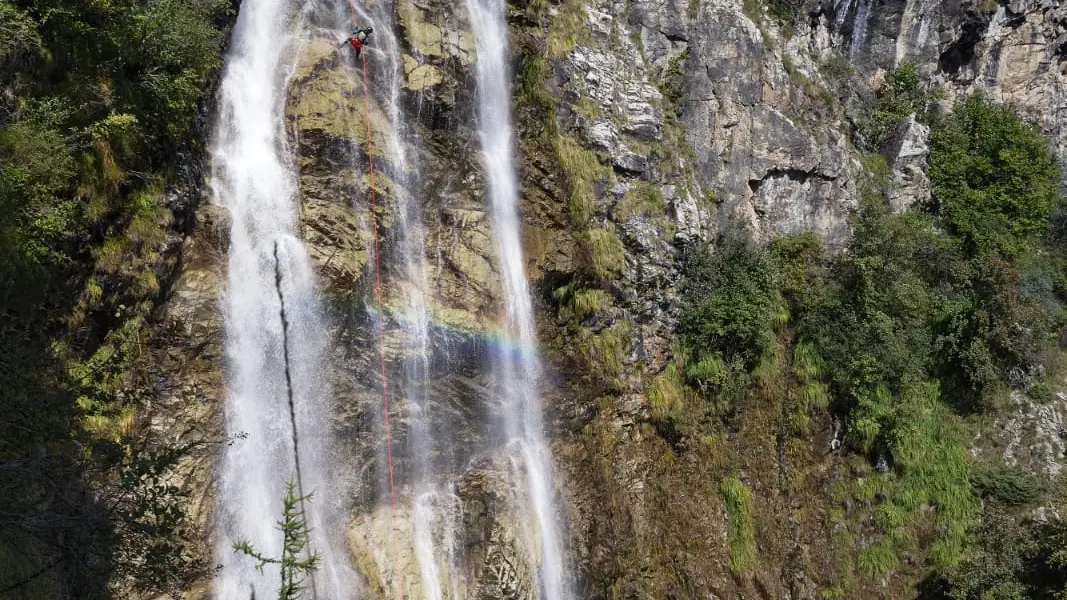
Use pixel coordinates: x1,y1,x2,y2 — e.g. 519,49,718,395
211,0,356,597
464,0,571,597
849,0,873,61
347,3,458,596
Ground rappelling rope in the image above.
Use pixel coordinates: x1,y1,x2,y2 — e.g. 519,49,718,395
344,2,405,597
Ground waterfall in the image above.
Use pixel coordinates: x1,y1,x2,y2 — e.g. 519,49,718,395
210,0,357,597
350,3,458,597
849,0,873,61
464,0,571,598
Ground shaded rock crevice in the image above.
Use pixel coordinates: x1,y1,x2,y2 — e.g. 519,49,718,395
747,167,838,194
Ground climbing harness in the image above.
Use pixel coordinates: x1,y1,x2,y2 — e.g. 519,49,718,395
344,2,405,597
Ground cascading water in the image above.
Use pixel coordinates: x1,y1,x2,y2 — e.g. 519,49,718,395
849,0,874,61
211,0,357,597
346,3,459,597
464,0,571,597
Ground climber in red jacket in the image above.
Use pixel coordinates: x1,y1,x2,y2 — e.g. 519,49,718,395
349,27,373,58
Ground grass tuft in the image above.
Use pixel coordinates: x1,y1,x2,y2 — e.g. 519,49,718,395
721,476,757,573
555,136,607,227
585,227,626,280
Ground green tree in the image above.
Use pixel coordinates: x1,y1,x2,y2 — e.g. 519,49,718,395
0,0,230,595
233,483,320,600
929,92,1059,258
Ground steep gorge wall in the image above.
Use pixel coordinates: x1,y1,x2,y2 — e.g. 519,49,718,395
137,0,1067,598
534,0,1067,598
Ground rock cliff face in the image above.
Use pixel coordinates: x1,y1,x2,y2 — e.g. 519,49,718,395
144,0,1067,597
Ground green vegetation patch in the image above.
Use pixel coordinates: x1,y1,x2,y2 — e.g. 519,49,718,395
556,136,609,227
584,226,626,281
678,241,787,371
720,476,757,573
577,320,633,389
0,0,231,595
615,181,667,221
929,92,1059,258
548,0,593,57
663,93,1066,588
857,62,937,151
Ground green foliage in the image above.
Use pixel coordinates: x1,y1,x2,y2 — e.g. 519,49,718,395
792,341,824,381
859,62,931,150
556,136,608,227
670,93,1066,584
515,45,558,135
1,0,228,276
929,501,1067,600
547,0,591,57
819,54,852,84
929,92,1059,258
857,542,899,579
572,96,599,120
686,353,729,388
0,3,41,72
571,288,613,320
524,0,552,22
112,443,209,595
0,0,229,595
553,282,614,322
679,241,786,370
234,482,320,600
769,232,826,303
0,100,78,270
659,49,690,118
886,383,975,565
741,0,801,38
648,363,688,423
576,320,632,390
585,227,626,281
615,182,667,222
972,466,1042,506
798,192,1041,412
720,476,756,573
782,55,835,106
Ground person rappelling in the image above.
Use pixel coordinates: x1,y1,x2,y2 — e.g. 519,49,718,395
348,27,373,57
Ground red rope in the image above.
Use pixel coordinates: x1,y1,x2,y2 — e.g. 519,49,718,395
346,2,405,597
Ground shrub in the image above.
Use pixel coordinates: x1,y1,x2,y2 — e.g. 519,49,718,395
929,92,1059,258
679,241,786,370
0,0,230,595
972,466,1042,506
819,54,852,83
858,62,929,150
659,49,690,118
233,482,319,600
